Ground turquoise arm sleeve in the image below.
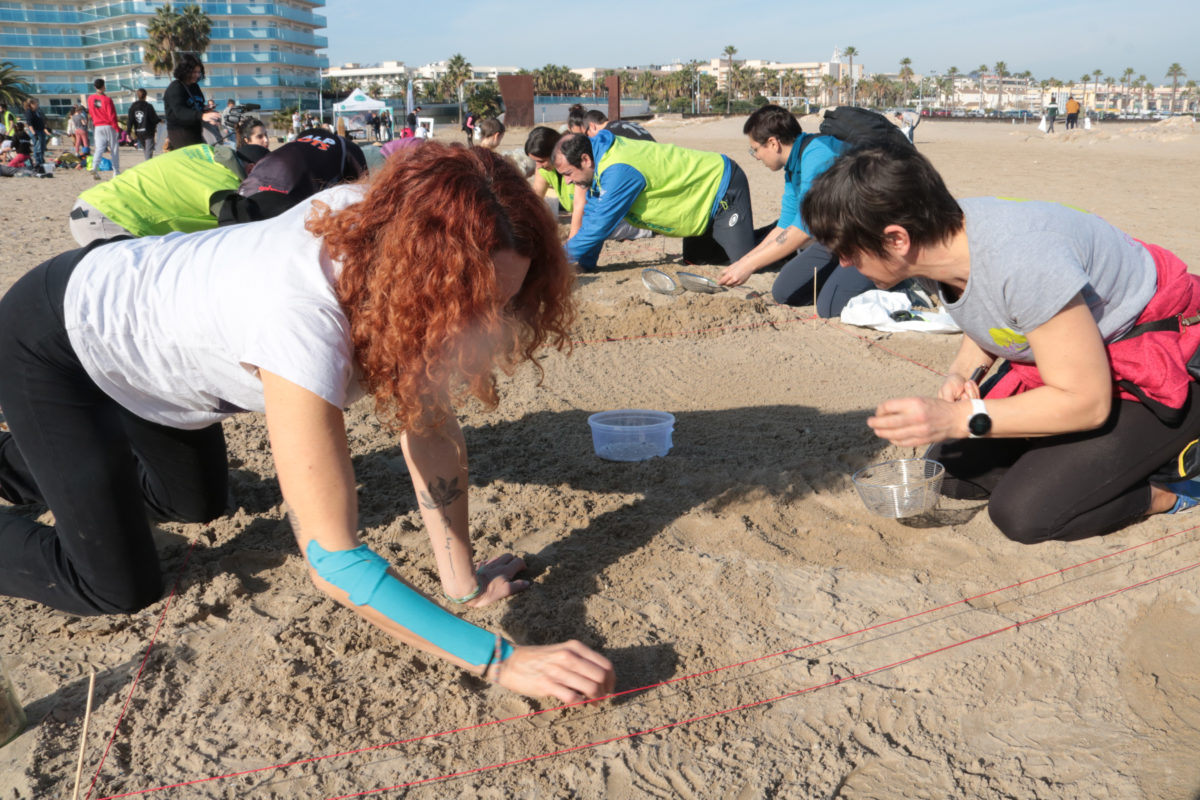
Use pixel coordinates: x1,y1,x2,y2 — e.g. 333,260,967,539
306,541,514,669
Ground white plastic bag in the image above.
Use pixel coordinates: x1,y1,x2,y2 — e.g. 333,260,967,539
1083,116,1092,130
1037,115,1048,133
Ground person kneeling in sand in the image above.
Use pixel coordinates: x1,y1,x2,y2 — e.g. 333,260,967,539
0,144,614,703
718,104,876,316
524,126,651,243
566,104,655,142
68,130,367,242
802,144,1200,543
554,131,755,272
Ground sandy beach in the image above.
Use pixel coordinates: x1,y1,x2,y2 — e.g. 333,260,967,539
2,115,1200,799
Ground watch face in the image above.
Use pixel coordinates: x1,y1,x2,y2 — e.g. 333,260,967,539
968,412,992,437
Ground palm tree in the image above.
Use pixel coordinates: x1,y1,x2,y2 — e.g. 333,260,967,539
899,57,913,105
723,45,737,113
821,74,838,107
440,53,472,123
143,3,212,76
0,60,32,107
993,61,1009,109
945,66,960,110
1166,63,1186,113
1121,67,1135,112
843,46,858,105
976,64,989,111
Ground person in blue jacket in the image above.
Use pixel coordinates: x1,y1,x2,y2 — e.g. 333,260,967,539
553,130,755,272
717,105,875,316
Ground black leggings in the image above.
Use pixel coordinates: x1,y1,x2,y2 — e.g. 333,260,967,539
769,240,875,317
681,161,755,266
930,383,1200,543
0,250,228,615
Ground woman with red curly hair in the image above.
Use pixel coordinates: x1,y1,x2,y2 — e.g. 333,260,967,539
0,143,614,703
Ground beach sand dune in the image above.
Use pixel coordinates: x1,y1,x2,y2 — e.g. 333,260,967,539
2,118,1199,799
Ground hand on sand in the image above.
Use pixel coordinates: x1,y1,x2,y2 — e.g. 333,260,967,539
467,553,531,607
491,641,616,704
717,261,754,287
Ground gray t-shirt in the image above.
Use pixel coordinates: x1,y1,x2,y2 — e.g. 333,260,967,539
926,198,1156,363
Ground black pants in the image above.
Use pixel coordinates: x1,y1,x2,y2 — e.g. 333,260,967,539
681,161,755,266
0,249,228,615
768,239,876,317
930,383,1200,544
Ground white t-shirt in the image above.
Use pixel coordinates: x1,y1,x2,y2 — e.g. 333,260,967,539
64,184,368,429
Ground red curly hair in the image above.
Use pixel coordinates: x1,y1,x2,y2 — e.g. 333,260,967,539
306,142,575,433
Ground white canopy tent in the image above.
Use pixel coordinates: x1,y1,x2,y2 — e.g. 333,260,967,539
332,87,392,139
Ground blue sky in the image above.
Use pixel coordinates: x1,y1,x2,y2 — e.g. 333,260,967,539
324,0,1195,84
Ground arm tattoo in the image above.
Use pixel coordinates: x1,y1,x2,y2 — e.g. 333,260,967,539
773,230,788,245
419,477,466,577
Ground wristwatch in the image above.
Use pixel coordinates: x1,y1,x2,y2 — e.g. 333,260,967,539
967,398,992,438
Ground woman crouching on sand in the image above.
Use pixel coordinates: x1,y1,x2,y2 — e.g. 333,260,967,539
802,145,1200,544
0,143,614,703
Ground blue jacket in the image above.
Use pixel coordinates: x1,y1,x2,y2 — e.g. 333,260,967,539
780,133,847,235
566,130,731,270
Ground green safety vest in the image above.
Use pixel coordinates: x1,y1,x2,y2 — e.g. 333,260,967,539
595,136,725,237
79,144,242,237
538,167,574,212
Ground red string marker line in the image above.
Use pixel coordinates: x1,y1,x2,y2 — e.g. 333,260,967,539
91,524,1197,800
317,558,1200,800
84,538,199,800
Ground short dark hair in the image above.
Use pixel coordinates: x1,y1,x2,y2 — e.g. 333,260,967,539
93,78,105,91
743,104,802,145
801,145,964,262
584,109,607,126
566,103,587,132
553,132,592,169
174,53,205,82
524,126,560,159
135,88,147,100
478,117,505,138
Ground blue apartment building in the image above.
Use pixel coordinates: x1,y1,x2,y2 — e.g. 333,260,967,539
0,1,327,117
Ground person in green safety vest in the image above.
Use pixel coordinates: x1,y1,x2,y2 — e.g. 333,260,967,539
553,130,755,272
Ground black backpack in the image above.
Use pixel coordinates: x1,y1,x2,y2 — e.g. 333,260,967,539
798,106,914,159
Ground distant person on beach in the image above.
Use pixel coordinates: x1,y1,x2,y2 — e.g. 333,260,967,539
0,144,615,703
87,79,121,178
22,97,48,173
476,117,506,149
524,126,651,242
893,110,920,144
717,104,875,315
1065,95,1081,130
553,131,754,271
1044,97,1059,134
407,106,420,132
802,145,1200,543
462,111,477,145
566,104,656,141
127,88,161,160
69,105,90,158
164,53,222,149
